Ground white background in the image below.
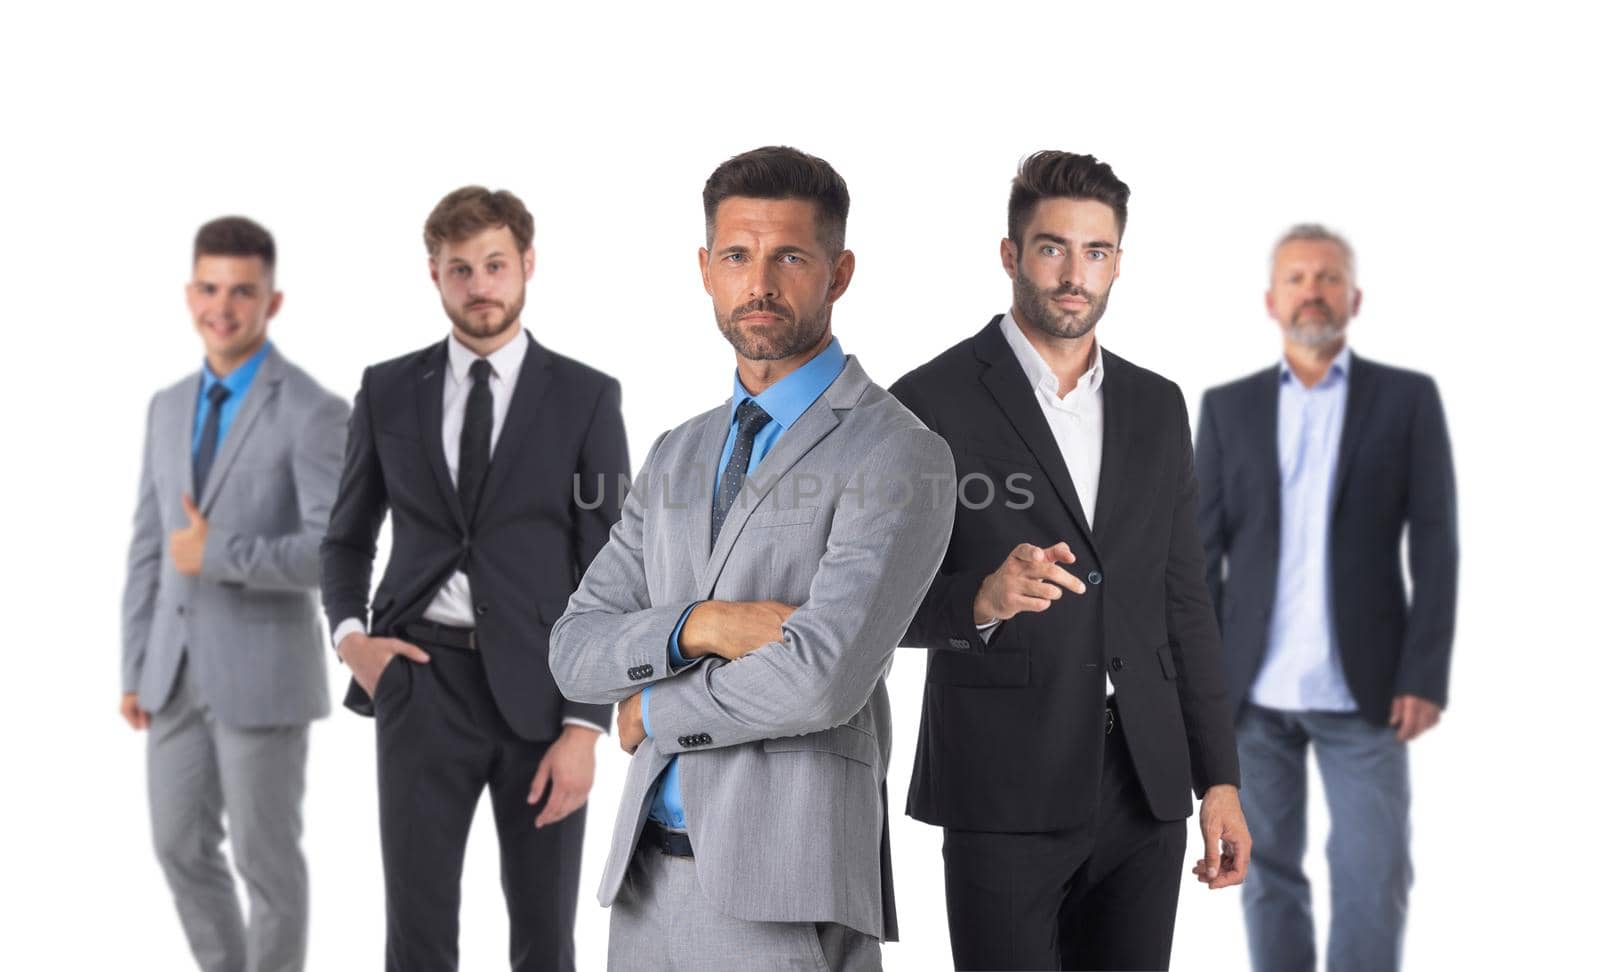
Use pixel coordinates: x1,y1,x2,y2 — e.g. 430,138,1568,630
3,2,1595,968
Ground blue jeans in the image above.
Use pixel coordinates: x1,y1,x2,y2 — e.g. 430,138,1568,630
1236,703,1412,972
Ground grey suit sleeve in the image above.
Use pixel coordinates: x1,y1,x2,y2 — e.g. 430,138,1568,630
200,390,351,591
549,431,701,705
643,427,957,754
121,394,163,693
1394,377,1458,707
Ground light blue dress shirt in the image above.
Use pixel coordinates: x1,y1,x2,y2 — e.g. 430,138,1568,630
192,341,272,458
641,337,846,829
1250,345,1359,712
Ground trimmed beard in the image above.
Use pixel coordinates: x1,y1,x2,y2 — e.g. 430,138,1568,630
1013,272,1110,340
446,290,525,342
1284,299,1347,350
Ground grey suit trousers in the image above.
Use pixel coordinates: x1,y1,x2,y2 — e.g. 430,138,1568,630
148,662,309,972
609,844,879,972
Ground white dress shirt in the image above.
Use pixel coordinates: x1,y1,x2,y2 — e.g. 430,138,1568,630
982,312,1109,694
336,330,602,733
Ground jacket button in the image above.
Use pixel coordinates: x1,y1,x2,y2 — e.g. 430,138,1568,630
950,638,969,650
476,604,488,617
177,605,185,615
678,735,690,746
1111,656,1125,671
1087,571,1103,585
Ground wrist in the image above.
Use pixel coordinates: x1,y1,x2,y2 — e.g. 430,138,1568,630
678,602,716,659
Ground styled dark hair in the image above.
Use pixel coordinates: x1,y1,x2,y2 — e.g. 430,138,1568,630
702,146,850,256
424,186,535,257
194,216,276,274
1008,151,1130,243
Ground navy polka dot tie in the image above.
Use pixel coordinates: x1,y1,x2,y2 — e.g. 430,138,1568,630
711,399,773,547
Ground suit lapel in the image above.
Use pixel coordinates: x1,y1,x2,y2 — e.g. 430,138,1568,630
414,340,467,532
694,357,865,597
974,318,1101,563
198,349,281,516
475,334,552,519
682,410,725,582
179,373,201,504
1255,366,1282,540
1331,353,1376,512
1089,352,1137,546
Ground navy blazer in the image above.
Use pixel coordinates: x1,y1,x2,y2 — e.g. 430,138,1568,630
1195,354,1458,727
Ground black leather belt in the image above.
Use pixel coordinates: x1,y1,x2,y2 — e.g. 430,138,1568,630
642,820,694,858
400,621,477,651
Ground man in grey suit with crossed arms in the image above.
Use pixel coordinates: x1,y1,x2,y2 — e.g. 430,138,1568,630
550,146,956,970
121,217,349,972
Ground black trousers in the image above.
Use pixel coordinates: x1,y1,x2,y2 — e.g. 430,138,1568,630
373,642,584,972
942,704,1187,971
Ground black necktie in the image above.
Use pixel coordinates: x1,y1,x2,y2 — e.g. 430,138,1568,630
711,399,773,547
193,383,231,499
458,358,494,526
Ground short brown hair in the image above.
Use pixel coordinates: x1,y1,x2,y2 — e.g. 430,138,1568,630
702,146,850,256
194,216,275,274
423,186,534,257
1008,151,1131,243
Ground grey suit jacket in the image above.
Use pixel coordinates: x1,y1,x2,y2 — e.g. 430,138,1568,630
122,346,349,728
550,356,956,940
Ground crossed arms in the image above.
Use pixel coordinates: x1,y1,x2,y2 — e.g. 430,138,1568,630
549,425,956,755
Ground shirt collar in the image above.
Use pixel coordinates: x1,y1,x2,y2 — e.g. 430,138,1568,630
729,337,847,431
448,328,529,386
1278,344,1353,388
1000,311,1103,398
201,340,272,398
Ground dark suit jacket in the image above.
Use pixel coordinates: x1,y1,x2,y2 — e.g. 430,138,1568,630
320,333,628,740
891,316,1239,832
1195,354,1458,727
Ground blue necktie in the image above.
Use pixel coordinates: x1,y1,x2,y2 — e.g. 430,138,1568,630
711,400,773,547
193,383,231,499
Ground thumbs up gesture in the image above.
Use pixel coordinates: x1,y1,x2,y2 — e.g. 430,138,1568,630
170,493,209,577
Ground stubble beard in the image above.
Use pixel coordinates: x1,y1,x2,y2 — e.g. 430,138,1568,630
716,299,830,361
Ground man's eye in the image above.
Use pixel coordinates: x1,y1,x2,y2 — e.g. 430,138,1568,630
1041,245,1060,256
488,262,502,273
780,254,802,265
1086,251,1106,262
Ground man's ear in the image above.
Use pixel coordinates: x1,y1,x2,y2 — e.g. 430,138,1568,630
1000,237,1018,280
828,249,856,303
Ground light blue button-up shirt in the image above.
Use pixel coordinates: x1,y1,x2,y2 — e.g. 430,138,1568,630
192,341,272,457
641,337,846,829
1250,345,1359,712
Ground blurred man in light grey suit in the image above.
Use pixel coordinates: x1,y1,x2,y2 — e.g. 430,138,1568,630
121,217,349,972
550,146,957,971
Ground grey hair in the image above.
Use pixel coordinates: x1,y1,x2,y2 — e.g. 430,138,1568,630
1271,223,1356,279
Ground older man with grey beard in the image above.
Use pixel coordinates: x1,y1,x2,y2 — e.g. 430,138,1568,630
1196,224,1458,972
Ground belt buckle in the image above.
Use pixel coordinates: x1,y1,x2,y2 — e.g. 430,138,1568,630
1105,705,1115,735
